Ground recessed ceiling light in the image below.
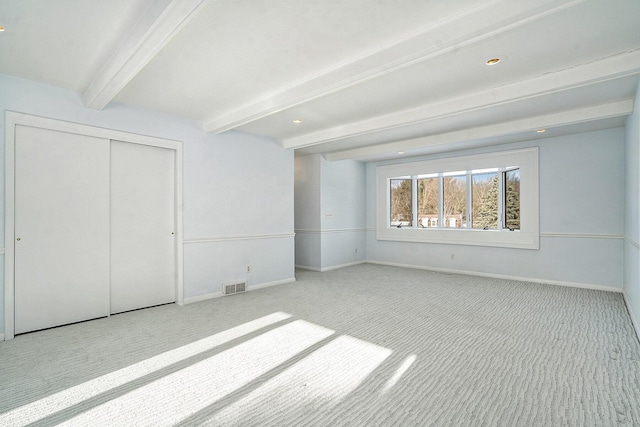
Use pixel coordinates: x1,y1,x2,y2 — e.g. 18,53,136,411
485,58,500,65
0,26,5,32
536,129,546,133
292,119,302,124
398,151,405,154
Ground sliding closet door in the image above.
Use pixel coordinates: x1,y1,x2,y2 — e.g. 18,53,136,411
110,141,176,314
14,126,110,334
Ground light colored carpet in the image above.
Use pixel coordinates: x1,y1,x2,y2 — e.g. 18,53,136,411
1,264,639,426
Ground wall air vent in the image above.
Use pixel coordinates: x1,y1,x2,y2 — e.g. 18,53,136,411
222,281,246,296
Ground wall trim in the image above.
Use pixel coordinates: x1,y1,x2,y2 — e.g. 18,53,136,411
321,261,367,272
623,290,640,342
296,260,366,272
366,260,623,293
365,228,622,240
5,110,182,149
184,233,295,244
250,277,296,291
295,228,367,235
540,232,623,239
625,237,640,250
183,291,224,304
183,277,296,304
367,229,624,240
295,265,322,272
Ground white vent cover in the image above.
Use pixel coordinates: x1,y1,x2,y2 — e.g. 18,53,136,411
222,281,246,296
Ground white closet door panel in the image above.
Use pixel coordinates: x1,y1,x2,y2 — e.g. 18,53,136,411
110,141,176,314
14,126,111,334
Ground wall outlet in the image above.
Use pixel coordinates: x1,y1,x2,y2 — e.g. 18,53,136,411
246,264,251,273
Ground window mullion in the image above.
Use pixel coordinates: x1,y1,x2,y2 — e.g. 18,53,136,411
387,178,392,227
438,173,444,228
498,168,505,230
466,171,472,228
412,176,418,227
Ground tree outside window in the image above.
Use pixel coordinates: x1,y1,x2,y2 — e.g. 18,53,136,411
472,172,498,229
390,178,412,226
443,174,466,228
505,169,520,230
418,177,438,227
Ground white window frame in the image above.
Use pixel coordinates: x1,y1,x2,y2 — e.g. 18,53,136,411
376,147,539,249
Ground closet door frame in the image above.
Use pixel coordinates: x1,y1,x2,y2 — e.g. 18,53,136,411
4,111,184,340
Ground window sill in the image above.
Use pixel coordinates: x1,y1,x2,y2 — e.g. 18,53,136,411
376,227,539,249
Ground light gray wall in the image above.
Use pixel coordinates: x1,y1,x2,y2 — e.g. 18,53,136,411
294,154,322,269
294,155,366,270
320,158,366,270
624,79,640,333
0,74,295,333
366,128,625,289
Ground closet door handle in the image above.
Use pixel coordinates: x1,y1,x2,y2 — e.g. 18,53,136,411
16,237,21,241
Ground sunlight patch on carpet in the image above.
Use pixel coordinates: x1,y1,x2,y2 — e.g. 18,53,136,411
381,354,417,394
206,335,393,425
58,320,334,426
0,312,291,426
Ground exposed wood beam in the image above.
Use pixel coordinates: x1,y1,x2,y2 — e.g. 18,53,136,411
286,49,640,150
84,0,208,110
204,0,585,134
325,99,634,161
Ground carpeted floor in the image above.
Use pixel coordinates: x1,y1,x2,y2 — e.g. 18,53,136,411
1,264,639,426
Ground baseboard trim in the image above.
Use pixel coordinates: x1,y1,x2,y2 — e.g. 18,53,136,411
295,264,321,272
366,261,623,293
183,277,296,304
250,277,296,291
320,261,367,272
623,290,640,342
184,291,223,304
0,333,4,341
296,261,366,272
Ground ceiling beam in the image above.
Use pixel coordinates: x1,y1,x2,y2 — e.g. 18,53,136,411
84,0,208,110
285,49,640,149
204,0,585,134
325,99,634,161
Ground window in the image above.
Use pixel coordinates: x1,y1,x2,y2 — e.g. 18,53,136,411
390,178,412,227
376,147,538,249
504,168,520,230
388,168,519,231
443,172,467,228
417,175,438,228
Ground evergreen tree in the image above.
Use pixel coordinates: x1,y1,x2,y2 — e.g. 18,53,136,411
505,177,520,229
476,175,499,229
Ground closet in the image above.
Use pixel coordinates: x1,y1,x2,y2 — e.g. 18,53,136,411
12,124,178,335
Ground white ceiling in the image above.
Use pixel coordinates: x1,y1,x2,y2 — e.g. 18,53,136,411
1,0,639,161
